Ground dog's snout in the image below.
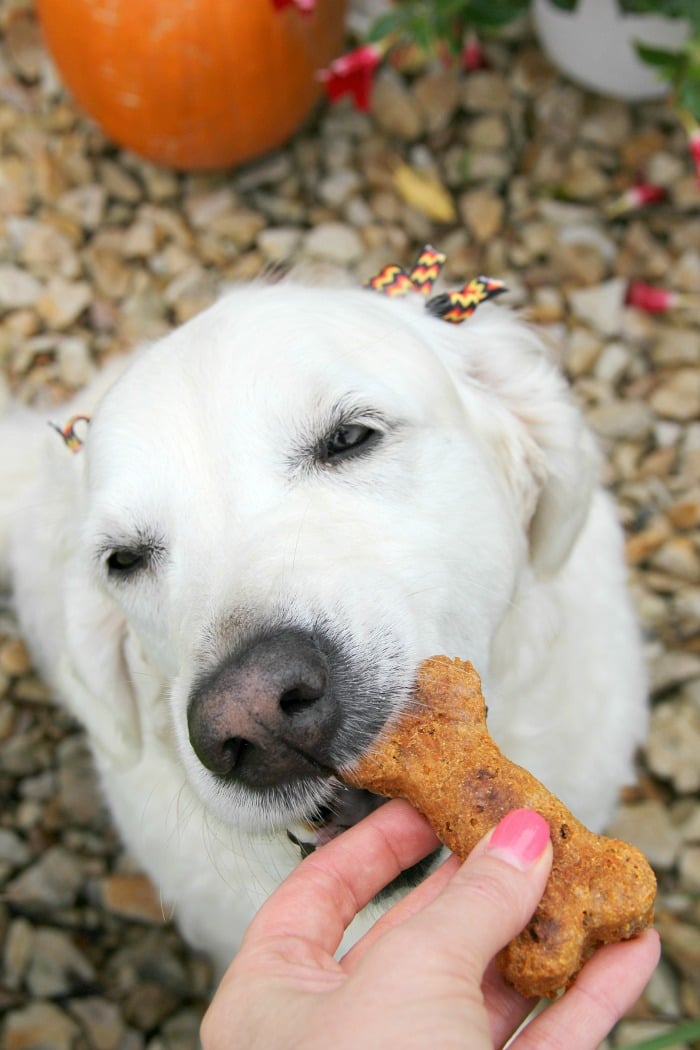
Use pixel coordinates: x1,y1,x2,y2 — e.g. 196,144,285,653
187,631,338,787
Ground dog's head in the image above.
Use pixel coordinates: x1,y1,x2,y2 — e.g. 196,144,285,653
61,280,597,846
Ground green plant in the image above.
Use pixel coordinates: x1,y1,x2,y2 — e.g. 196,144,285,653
361,0,700,121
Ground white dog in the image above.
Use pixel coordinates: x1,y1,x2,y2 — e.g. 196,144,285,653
0,273,647,972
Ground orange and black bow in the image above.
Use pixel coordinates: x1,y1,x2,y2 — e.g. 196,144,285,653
366,244,507,323
50,413,90,453
425,275,507,323
366,245,446,298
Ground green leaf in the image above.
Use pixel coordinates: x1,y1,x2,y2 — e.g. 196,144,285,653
622,1018,700,1050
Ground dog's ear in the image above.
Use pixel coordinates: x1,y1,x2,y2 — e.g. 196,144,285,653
58,572,151,769
439,311,599,577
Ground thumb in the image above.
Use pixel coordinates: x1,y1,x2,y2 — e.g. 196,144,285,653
407,809,553,982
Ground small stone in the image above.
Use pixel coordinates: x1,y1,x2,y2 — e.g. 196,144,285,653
651,328,700,368
413,69,461,133
158,1009,206,1050
568,278,627,335
303,222,364,265
650,653,700,695
649,369,700,423
459,188,505,245
123,983,179,1032
234,152,292,191
163,268,218,324
3,1002,81,1050
68,997,126,1050
371,70,423,140
4,11,44,80
0,829,31,868
184,186,237,229
563,328,603,377
36,277,92,329
57,184,107,230
650,538,700,584
656,914,700,984
579,101,632,148
318,169,361,208
5,846,85,911
96,872,168,924
607,799,680,869
626,520,671,565
98,160,143,202
465,114,510,151
3,917,34,990
57,337,94,388
680,845,700,892
10,218,80,279
0,264,42,310
121,219,158,259
462,70,510,111
594,342,631,385
57,735,104,826
647,693,700,793
586,400,654,440
0,636,31,676
642,956,682,1018
26,927,95,997
667,498,700,531
256,226,303,264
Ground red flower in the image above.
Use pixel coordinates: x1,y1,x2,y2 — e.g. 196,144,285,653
317,44,383,111
679,111,700,186
271,0,315,14
462,34,488,72
626,281,678,314
607,182,666,217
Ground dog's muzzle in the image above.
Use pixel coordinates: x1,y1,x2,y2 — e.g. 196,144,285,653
187,629,345,789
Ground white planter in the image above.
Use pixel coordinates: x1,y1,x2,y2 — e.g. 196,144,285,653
532,0,691,101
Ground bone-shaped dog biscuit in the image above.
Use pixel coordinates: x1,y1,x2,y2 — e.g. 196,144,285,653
343,656,656,999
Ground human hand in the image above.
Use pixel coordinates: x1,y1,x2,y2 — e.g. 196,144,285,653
201,800,660,1050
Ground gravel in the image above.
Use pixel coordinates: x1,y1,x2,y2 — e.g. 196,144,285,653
1,1,699,1047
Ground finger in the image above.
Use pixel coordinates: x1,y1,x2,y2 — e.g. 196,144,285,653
395,809,553,983
341,851,462,970
240,799,440,961
513,928,661,1050
481,959,539,1048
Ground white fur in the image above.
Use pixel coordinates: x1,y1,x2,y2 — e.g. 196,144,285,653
0,281,647,972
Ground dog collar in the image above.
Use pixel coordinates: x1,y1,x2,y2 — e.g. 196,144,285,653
366,243,507,322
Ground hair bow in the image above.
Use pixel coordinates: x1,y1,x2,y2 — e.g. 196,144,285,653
366,244,507,322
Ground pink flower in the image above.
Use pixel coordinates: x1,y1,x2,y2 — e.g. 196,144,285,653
626,281,678,313
317,44,383,111
688,127,700,185
271,0,315,14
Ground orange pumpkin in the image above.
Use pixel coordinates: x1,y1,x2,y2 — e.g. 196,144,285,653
36,0,346,171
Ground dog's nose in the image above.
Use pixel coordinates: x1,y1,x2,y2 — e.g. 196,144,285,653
187,630,339,788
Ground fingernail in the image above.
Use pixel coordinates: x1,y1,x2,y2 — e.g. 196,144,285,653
488,809,550,871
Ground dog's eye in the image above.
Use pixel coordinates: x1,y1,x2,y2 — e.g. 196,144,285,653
323,424,378,462
106,548,147,577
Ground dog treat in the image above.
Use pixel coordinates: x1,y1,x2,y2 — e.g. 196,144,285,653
342,656,656,999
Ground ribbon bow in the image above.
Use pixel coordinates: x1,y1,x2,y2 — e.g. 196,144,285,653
50,413,90,453
366,244,507,323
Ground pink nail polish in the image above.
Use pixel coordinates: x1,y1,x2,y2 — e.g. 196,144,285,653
488,809,550,871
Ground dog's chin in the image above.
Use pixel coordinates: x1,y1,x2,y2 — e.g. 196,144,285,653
285,783,389,856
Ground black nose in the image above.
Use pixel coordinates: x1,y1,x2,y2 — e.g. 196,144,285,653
187,630,339,788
